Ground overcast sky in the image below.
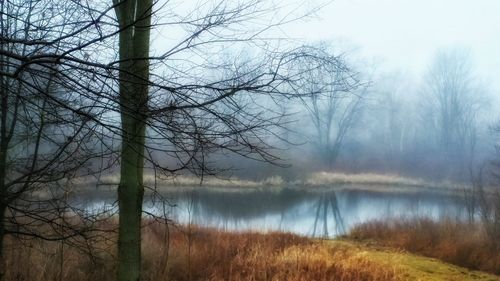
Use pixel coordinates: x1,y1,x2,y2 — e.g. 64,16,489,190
285,0,500,89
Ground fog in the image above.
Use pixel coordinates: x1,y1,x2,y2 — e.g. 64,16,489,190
174,0,500,183
290,0,500,78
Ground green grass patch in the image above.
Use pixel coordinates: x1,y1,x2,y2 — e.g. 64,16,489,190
324,240,499,281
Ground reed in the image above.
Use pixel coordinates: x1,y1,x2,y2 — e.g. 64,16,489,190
348,218,500,275
3,221,401,281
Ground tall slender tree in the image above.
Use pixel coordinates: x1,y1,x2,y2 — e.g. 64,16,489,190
113,1,152,280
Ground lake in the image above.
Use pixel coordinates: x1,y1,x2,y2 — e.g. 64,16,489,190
77,185,470,238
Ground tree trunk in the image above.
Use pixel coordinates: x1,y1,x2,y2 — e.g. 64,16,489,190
0,205,5,281
117,127,145,281
114,1,152,280
0,47,8,281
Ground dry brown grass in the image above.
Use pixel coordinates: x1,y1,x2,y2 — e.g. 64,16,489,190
82,174,286,189
74,172,459,192
303,172,432,187
143,224,402,281
3,221,402,281
348,218,500,275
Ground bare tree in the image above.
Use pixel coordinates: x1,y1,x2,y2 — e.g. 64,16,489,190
295,45,367,169
420,48,487,179
112,2,152,279
0,1,115,278
3,1,345,280
108,2,339,279
374,73,416,170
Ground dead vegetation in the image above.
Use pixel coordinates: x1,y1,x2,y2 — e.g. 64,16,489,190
4,219,499,281
348,218,500,275
3,221,405,281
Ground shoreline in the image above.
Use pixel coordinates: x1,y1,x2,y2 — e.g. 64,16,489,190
71,171,488,195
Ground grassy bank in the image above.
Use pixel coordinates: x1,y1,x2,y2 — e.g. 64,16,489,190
348,218,500,275
3,221,498,281
76,172,469,192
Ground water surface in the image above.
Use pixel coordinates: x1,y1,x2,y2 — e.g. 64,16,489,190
76,185,468,238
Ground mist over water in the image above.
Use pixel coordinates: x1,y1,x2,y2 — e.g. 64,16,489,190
77,186,470,238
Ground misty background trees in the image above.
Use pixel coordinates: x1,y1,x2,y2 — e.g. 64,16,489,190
419,49,488,179
232,47,496,182
293,44,368,169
